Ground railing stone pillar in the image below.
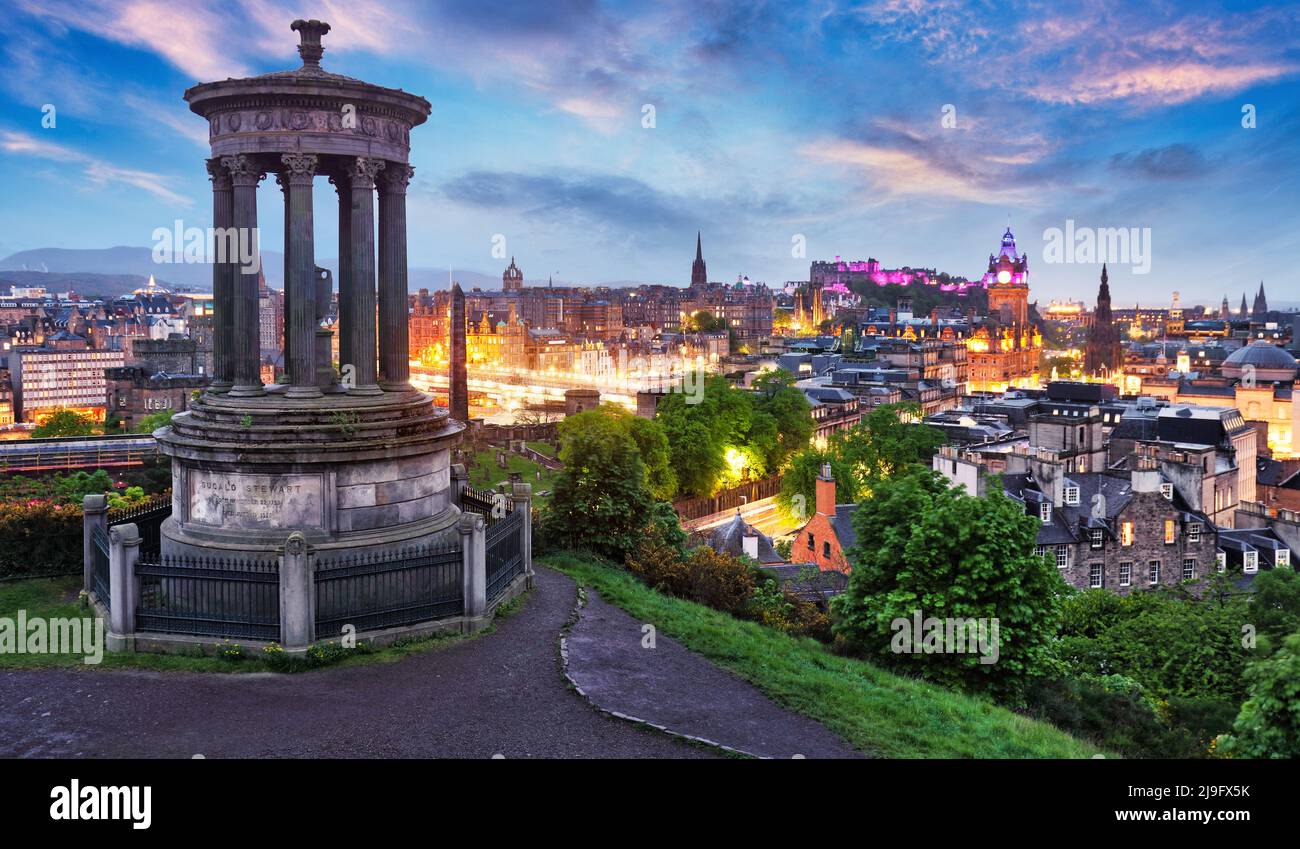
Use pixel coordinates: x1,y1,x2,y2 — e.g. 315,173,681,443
279,532,315,655
450,463,467,510
460,511,486,621
107,523,140,652
512,482,534,586
82,494,109,594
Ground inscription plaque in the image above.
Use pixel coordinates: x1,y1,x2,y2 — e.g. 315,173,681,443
188,470,325,529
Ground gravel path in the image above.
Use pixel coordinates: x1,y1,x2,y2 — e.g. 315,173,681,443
563,589,864,759
0,568,713,759
0,567,860,759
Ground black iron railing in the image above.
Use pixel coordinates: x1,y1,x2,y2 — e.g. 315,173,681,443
314,542,463,637
135,554,280,641
461,485,512,526
486,508,525,603
109,496,171,556
91,525,111,611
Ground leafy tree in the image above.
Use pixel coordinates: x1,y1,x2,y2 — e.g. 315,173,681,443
835,402,944,490
831,466,1066,701
135,408,175,433
51,470,113,504
1056,588,1253,702
541,406,678,560
776,448,858,523
1247,568,1300,652
685,310,725,333
751,370,813,470
32,410,97,438
1219,631,1300,758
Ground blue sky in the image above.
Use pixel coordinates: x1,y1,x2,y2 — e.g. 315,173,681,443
1,0,1298,307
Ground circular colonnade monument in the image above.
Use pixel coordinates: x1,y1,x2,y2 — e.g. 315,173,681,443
158,20,464,561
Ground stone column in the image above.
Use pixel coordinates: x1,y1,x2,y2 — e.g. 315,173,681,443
107,523,140,652
344,156,384,395
82,494,108,594
377,163,413,391
512,482,534,585
206,158,234,392
449,463,467,510
330,172,352,376
460,511,486,621
280,153,322,398
279,532,315,654
223,154,265,397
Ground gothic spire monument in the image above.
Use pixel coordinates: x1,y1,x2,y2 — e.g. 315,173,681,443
691,231,708,286
1252,281,1269,317
157,20,465,562
1240,293,1249,318
1084,263,1123,376
450,282,468,423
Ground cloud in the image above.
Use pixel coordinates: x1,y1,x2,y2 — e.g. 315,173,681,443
1109,143,1210,180
0,130,191,205
854,0,1300,107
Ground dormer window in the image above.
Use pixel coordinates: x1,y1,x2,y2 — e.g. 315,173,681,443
1064,486,1080,506
1244,551,1258,574
1040,503,1052,523
1278,549,1291,569
1090,528,1104,549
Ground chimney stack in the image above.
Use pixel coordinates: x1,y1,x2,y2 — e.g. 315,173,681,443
815,463,836,517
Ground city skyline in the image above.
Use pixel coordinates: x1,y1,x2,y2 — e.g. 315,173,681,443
0,0,1298,304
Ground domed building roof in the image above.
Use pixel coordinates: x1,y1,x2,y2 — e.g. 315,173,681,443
1222,340,1297,381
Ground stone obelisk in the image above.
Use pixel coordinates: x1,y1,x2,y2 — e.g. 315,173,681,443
450,282,468,423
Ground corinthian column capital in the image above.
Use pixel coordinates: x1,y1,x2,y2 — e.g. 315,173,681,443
221,154,264,186
206,157,231,190
378,163,414,195
280,152,319,181
345,156,385,189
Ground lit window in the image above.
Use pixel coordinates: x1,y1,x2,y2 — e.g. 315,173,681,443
1164,519,1176,545
1120,522,1134,547
1119,562,1132,587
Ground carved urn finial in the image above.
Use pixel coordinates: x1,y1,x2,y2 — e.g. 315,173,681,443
291,19,331,69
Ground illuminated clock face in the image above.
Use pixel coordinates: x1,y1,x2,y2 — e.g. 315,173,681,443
997,270,1012,284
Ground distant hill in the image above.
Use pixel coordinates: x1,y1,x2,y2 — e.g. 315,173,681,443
0,246,661,295
1,246,505,294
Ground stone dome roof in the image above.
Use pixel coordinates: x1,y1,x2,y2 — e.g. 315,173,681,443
1224,341,1297,371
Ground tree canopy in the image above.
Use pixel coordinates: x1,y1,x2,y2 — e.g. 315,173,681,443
656,373,812,498
32,410,97,438
831,465,1066,701
541,405,680,560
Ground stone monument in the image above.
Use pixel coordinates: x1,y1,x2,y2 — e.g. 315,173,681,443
157,19,464,560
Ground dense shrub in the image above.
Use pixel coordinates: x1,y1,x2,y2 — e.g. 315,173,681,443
1219,631,1300,759
1025,675,1207,759
0,499,83,580
625,538,830,640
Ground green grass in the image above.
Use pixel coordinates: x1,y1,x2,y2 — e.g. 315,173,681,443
0,574,530,673
525,441,556,458
544,552,1105,759
467,448,560,504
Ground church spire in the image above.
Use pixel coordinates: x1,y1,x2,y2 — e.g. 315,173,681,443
691,231,707,287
